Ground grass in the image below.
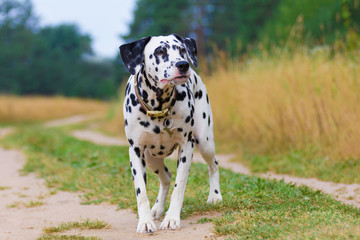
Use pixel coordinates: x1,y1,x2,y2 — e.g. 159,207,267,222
39,219,109,240
1,125,360,239
43,219,110,233
0,95,109,124
205,49,360,184
6,200,44,208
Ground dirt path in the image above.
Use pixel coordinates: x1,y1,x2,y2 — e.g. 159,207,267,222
44,113,102,128
72,129,360,208
0,127,221,240
1,114,359,239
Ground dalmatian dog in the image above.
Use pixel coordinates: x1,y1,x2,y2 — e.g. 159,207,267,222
119,34,222,233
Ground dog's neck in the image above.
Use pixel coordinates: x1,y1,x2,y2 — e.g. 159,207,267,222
136,67,176,111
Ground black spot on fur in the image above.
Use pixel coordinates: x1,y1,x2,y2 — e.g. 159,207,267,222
181,157,186,163
175,183,177,187
133,168,137,175
128,139,134,146
185,116,191,123
191,118,194,126
136,188,141,196
153,126,160,134
134,147,140,158
187,131,193,142
139,121,150,127
176,90,186,101
142,90,148,100
142,159,146,167
130,94,138,106
215,189,219,194
208,116,211,126
206,94,209,104
125,119,128,126
203,112,206,119
143,173,147,185
139,106,147,115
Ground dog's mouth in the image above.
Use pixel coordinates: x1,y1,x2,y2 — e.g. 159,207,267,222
160,75,190,85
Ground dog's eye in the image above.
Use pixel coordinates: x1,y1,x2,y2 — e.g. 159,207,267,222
180,48,186,54
155,49,164,55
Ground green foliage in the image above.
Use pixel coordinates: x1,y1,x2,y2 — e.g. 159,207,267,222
125,0,360,56
207,0,279,54
0,0,122,99
123,0,191,41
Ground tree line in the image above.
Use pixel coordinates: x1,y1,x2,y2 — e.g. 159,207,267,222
0,0,123,99
0,0,359,99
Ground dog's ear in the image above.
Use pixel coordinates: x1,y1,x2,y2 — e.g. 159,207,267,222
173,34,198,68
119,37,151,75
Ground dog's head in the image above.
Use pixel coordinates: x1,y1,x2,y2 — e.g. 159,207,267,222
120,34,197,86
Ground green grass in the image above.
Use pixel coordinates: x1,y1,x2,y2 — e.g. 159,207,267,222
1,125,360,239
43,219,110,233
243,147,360,184
39,218,108,240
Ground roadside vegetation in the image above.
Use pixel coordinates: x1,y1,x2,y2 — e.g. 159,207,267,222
1,124,359,239
0,95,108,124
39,218,109,240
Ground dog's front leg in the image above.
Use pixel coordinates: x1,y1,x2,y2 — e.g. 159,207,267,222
160,141,193,230
129,146,156,233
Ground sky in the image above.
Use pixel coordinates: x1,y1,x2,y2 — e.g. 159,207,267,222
31,0,136,58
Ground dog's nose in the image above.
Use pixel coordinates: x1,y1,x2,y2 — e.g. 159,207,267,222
176,61,189,73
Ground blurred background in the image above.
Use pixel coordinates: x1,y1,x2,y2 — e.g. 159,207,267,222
1,0,360,182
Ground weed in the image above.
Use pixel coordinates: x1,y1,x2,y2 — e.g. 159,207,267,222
39,219,109,240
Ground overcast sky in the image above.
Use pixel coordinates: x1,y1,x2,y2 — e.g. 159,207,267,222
32,0,136,58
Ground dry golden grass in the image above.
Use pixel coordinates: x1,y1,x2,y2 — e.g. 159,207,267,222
207,48,360,160
0,95,109,123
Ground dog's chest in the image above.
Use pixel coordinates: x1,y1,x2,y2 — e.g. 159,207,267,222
124,85,195,158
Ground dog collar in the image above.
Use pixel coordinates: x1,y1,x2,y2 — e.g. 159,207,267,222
133,72,176,118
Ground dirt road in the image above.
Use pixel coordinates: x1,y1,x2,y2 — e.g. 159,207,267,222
0,127,221,240
1,114,359,239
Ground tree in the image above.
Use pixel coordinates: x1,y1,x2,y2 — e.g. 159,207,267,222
123,0,192,42
259,0,360,47
0,0,119,99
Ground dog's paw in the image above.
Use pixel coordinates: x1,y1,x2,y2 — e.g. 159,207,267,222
137,218,157,233
159,215,180,230
207,192,222,204
151,204,165,219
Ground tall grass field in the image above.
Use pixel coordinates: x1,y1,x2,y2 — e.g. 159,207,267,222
0,95,109,124
206,48,360,183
